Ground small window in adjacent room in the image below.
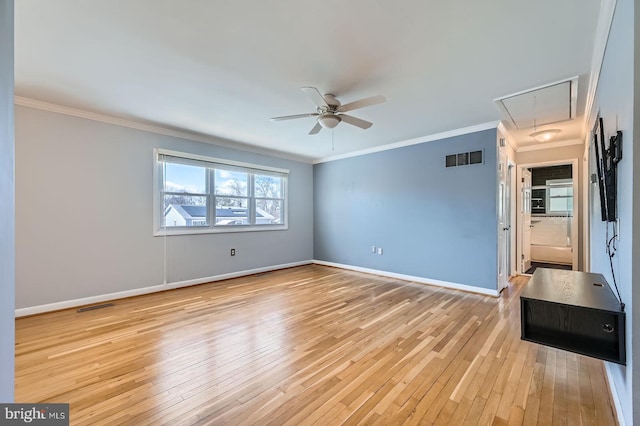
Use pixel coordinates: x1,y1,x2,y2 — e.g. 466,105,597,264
154,149,289,235
546,178,573,215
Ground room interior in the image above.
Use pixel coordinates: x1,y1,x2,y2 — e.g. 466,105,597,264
1,0,639,424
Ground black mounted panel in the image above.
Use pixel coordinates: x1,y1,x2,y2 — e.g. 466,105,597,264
520,268,625,365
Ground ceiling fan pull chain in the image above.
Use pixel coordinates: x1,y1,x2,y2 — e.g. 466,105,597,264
332,129,335,151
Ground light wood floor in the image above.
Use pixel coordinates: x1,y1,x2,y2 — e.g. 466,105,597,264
15,265,618,425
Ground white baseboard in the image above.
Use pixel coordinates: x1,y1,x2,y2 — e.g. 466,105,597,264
312,260,499,297
15,260,313,317
604,362,627,426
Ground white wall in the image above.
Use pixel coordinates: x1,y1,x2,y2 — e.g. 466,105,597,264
587,0,637,423
0,0,15,402
15,106,314,311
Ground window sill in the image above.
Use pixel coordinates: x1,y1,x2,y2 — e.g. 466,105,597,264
154,224,288,236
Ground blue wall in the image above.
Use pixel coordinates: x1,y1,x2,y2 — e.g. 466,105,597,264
314,128,498,291
588,0,637,423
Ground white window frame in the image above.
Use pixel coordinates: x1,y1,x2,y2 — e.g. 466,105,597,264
153,149,289,236
545,178,573,215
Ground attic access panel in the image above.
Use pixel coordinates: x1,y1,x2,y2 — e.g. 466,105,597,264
495,78,578,130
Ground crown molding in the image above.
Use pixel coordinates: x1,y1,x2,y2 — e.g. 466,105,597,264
582,0,617,137
313,121,500,164
516,138,583,153
14,96,314,164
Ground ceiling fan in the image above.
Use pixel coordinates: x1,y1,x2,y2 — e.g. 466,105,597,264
271,87,385,135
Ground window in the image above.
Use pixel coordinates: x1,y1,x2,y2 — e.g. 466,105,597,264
546,179,573,215
155,149,288,235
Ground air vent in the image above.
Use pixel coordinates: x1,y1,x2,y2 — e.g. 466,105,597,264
446,150,483,168
77,303,114,312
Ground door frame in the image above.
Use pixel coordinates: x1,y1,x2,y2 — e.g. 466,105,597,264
507,159,516,277
497,150,508,291
497,144,517,291
516,159,579,274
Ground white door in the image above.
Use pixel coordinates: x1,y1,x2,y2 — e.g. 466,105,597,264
521,169,532,273
498,151,508,291
506,163,513,276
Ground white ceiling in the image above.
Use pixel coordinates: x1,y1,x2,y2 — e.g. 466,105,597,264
15,1,602,161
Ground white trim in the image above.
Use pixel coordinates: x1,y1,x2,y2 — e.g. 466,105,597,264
507,159,517,277
15,259,500,317
14,261,312,317
313,121,500,164
604,363,627,426
582,0,617,137
154,224,289,237
14,96,314,164
312,260,499,297
516,138,583,153
582,132,591,273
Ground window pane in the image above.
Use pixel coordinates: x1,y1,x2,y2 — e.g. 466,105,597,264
549,198,573,213
254,175,283,198
256,199,283,224
215,170,248,196
163,196,208,227
164,163,207,194
549,187,572,197
549,198,566,212
215,197,249,226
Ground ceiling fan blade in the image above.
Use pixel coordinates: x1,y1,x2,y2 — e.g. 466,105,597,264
270,113,319,121
308,121,323,135
301,86,329,108
338,95,386,113
339,114,373,129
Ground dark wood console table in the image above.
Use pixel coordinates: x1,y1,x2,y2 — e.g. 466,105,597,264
520,268,625,364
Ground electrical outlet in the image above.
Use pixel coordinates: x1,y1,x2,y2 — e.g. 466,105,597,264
377,247,383,255
371,245,376,253
230,248,236,256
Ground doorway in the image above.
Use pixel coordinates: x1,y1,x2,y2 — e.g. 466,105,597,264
518,161,578,275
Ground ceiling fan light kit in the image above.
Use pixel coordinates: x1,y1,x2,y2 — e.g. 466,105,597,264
530,128,561,142
318,114,341,129
271,86,385,135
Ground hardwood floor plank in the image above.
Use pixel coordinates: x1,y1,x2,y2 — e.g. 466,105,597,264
14,265,617,425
